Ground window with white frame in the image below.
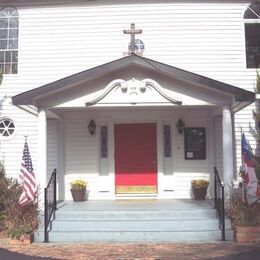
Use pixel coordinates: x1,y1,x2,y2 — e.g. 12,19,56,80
0,117,15,138
244,3,260,68
0,7,19,74
100,125,108,158
164,125,171,158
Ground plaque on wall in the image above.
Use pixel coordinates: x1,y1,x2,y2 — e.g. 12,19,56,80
184,128,206,160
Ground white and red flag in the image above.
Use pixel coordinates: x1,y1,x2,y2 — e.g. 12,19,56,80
19,140,37,206
241,133,260,205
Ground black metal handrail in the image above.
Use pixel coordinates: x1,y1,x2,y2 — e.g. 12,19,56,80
44,168,57,243
214,167,225,241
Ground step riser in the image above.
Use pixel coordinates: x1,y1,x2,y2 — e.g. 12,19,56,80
36,231,233,243
56,210,217,221
51,220,220,232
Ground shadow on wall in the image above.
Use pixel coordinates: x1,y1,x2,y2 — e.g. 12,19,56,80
0,95,8,117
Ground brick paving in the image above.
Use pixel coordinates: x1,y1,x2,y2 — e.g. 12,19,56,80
0,243,260,260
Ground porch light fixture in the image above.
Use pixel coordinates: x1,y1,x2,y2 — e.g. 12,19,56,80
176,118,185,134
88,120,96,135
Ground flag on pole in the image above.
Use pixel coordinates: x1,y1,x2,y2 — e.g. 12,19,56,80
241,133,260,205
19,140,37,206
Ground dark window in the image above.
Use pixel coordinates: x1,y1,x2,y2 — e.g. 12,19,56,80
0,118,15,138
245,23,260,68
0,7,18,74
244,3,260,68
244,3,260,19
100,126,108,158
164,125,171,158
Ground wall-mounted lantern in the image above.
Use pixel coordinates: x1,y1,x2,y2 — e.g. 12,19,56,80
176,118,185,134
88,120,96,136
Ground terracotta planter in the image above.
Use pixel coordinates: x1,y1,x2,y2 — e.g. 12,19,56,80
9,233,34,245
70,189,86,202
192,187,207,200
234,226,260,243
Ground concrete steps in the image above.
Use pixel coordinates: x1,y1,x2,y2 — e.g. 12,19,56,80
35,200,233,243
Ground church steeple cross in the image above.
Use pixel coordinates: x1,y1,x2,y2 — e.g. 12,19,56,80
123,23,142,53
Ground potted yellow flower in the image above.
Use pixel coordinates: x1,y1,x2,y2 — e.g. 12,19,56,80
191,179,209,200
70,179,88,202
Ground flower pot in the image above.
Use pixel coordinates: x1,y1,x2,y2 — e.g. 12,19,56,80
70,189,86,202
234,226,260,243
192,187,207,200
9,233,34,245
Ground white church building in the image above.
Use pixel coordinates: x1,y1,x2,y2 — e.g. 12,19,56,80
0,0,259,201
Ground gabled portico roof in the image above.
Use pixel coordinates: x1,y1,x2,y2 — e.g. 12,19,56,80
12,54,255,112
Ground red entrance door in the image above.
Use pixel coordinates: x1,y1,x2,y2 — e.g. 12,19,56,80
115,123,157,194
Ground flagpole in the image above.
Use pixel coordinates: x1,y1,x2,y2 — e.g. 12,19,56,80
240,128,246,203
240,127,243,170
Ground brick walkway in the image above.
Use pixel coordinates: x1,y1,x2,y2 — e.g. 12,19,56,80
0,243,260,259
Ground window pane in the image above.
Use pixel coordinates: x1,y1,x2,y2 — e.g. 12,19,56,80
9,29,18,38
8,39,18,49
0,19,8,29
9,18,18,28
4,7,18,17
12,51,18,62
8,129,14,135
164,125,171,157
11,63,17,74
4,63,11,74
245,24,260,68
244,3,260,19
5,51,11,62
0,29,7,38
3,130,9,136
101,126,108,158
0,51,4,62
0,40,7,49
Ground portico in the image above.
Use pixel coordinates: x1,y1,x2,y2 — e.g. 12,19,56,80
12,54,255,201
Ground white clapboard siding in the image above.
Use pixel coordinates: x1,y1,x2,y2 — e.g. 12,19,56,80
0,99,38,180
0,0,257,197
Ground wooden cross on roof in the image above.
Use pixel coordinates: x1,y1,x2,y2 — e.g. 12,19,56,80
123,23,142,53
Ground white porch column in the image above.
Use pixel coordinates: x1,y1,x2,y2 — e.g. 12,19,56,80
222,105,234,187
38,107,47,204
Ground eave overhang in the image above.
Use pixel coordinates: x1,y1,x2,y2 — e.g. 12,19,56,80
12,54,255,112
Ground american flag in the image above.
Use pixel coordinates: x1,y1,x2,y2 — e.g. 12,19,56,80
19,140,37,206
241,133,260,205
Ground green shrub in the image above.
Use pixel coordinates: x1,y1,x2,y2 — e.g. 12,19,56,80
0,161,39,237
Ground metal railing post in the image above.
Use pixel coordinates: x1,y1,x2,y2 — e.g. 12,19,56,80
54,169,57,210
214,167,217,209
43,168,57,243
221,184,226,241
44,187,48,243
214,167,226,242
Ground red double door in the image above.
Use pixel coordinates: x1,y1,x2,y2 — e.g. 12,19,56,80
115,123,157,194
